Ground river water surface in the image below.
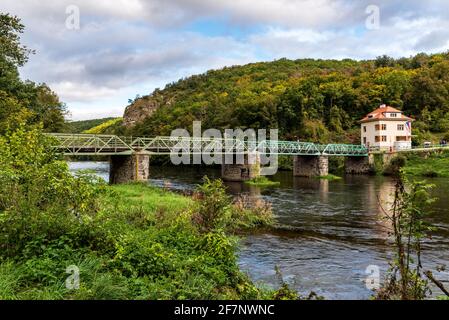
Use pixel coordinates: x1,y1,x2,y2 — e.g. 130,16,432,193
69,162,449,299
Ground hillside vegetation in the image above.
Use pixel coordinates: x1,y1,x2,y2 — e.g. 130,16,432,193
83,118,123,134
403,150,449,178
125,53,449,145
65,118,116,133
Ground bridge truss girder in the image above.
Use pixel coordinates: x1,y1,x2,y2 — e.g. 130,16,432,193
46,133,368,157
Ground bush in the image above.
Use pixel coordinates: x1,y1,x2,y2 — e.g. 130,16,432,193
192,177,232,232
112,231,177,278
0,125,106,258
232,195,274,230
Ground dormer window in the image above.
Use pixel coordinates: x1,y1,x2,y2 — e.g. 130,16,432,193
390,113,398,118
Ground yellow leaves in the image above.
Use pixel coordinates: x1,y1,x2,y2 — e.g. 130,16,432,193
83,118,122,134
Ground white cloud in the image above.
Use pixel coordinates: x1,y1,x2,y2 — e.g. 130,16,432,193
1,0,449,119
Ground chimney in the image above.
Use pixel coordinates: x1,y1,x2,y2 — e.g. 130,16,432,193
380,104,386,108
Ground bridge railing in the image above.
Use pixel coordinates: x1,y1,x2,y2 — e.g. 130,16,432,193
46,133,133,155
368,144,449,153
322,144,368,156
45,133,368,156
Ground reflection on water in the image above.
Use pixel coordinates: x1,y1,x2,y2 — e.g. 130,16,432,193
69,161,109,181
69,162,449,300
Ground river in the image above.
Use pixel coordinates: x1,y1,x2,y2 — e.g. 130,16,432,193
69,161,449,300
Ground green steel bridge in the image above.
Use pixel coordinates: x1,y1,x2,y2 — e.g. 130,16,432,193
46,133,368,157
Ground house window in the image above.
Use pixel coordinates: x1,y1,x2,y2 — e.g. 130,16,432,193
381,124,387,130
390,113,398,118
396,136,407,141
375,136,380,142
363,137,367,144
382,136,387,142
363,126,367,133
375,124,380,131
397,124,404,131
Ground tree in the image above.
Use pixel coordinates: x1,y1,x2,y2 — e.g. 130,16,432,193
0,13,33,67
0,90,32,134
276,86,305,138
375,55,396,68
0,12,66,133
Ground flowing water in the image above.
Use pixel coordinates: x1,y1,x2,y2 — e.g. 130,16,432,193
69,162,449,299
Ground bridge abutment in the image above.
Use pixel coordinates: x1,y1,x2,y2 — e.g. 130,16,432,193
344,155,373,174
221,153,260,182
293,155,328,177
109,151,150,184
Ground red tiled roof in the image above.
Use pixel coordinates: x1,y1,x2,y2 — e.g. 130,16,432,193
360,105,413,123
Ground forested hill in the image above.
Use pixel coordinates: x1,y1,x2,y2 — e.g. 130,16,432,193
124,53,449,144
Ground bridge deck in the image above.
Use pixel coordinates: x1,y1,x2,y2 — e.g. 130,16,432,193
46,133,369,157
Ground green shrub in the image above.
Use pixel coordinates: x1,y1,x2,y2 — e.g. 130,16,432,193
192,177,232,232
231,196,274,230
112,231,177,278
0,125,106,258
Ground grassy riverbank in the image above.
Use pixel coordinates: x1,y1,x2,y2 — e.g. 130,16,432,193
0,180,285,300
402,150,449,178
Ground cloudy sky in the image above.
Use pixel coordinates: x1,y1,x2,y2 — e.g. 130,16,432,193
1,1,449,120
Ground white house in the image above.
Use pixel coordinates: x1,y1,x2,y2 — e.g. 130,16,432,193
360,105,413,151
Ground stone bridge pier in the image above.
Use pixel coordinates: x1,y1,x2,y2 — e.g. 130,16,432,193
344,155,373,174
109,151,150,184
293,155,328,177
221,153,261,182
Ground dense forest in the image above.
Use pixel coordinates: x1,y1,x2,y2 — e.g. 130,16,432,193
125,53,449,145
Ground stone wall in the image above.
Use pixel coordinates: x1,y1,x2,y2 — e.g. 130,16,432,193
109,152,150,184
221,153,260,182
293,155,328,177
344,156,373,174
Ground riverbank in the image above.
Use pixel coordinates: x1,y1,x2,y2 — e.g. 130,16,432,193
0,181,288,300
402,150,449,178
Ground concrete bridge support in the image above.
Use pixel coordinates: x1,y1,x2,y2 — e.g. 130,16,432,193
293,155,328,177
109,151,150,184
221,153,261,182
344,155,373,174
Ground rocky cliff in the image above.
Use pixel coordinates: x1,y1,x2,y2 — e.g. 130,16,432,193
122,95,161,128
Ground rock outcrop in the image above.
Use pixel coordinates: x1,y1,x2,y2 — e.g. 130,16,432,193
122,96,160,128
